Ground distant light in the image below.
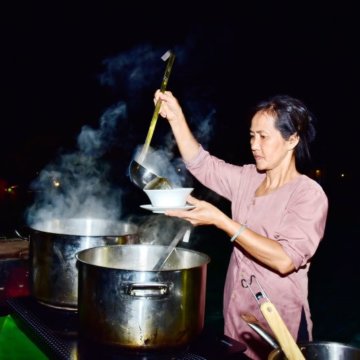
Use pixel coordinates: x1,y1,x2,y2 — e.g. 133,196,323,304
5,185,18,193
315,169,321,176
340,173,345,178
53,179,61,187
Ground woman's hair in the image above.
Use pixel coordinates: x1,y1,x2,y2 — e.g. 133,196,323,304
254,94,317,168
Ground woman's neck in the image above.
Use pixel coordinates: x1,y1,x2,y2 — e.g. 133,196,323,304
256,161,300,196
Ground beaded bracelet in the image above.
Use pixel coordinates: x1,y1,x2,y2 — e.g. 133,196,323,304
230,225,247,242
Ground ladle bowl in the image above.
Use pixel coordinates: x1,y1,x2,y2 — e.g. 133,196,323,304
129,160,173,190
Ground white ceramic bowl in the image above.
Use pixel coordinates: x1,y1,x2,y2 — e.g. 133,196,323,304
144,188,194,208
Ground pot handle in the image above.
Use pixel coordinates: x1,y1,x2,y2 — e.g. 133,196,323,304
124,282,170,298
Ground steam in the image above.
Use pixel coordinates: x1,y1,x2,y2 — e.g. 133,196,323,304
77,102,126,156
100,44,175,97
136,214,192,246
100,43,218,188
26,38,221,234
26,102,127,227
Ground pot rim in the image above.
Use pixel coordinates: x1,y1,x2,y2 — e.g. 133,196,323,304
76,244,211,271
28,217,138,237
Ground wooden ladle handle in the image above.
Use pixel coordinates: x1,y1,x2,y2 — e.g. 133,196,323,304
260,301,305,360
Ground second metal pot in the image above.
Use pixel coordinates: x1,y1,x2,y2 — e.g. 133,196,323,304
268,341,360,359
29,218,138,310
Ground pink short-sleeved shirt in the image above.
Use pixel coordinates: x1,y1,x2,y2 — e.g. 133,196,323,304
186,146,328,359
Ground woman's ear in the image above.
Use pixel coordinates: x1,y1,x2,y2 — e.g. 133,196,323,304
288,133,300,150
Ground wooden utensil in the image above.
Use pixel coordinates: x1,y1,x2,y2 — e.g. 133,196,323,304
242,275,305,360
260,301,305,360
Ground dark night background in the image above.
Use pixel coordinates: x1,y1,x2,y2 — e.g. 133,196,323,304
1,0,360,350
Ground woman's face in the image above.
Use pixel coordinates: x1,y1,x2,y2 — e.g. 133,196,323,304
250,111,295,171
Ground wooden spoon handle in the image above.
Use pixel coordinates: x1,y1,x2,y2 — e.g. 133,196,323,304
260,301,305,360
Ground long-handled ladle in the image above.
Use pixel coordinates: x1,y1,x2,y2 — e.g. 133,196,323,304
138,50,175,163
152,227,191,271
129,50,175,189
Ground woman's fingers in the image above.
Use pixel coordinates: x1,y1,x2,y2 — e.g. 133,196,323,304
186,195,199,205
154,90,169,118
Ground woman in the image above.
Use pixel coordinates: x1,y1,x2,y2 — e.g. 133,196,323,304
154,90,328,359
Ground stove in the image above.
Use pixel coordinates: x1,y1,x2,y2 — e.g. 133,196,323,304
7,297,249,360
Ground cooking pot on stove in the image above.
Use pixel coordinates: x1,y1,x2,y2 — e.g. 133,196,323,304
242,312,360,359
76,244,210,353
268,341,360,359
28,218,138,310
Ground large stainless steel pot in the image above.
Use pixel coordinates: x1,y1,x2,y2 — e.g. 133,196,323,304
29,218,138,310
76,244,210,352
